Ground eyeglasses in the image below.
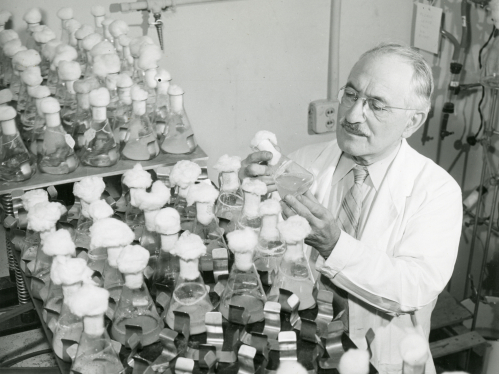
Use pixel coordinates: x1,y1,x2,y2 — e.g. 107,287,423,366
337,86,418,119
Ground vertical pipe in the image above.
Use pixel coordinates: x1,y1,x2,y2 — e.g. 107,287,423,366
327,0,341,100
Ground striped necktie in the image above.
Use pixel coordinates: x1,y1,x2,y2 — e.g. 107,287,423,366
337,165,369,238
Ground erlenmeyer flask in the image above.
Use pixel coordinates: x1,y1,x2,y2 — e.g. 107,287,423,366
26,85,50,156
268,216,315,310
254,199,285,286
79,87,119,167
111,245,163,346
236,178,267,232
32,26,56,79
0,106,35,182
219,228,266,324
73,77,100,151
118,35,134,77
120,163,152,229
58,61,82,137
150,208,181,299
121,86,159,161
81,33,103,79
74,25,94,74
19,66,43,141
38,97,79,175
169,160,201,231
213,155,244,231
42,274,63,324
165,231,213,335
251,130,314,197
68,284,124,374
112,73,133,141
102,245,125,305
151,68,171,136
160,84,197,154
91,6,106,39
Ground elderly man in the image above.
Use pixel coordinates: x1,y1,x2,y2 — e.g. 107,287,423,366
242,43,462,373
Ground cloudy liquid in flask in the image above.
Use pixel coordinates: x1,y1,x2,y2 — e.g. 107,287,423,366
275,172,313,197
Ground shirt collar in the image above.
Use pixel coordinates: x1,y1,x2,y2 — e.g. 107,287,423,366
332,140,402,191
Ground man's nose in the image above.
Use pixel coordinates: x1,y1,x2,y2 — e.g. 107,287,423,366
345,98,367,123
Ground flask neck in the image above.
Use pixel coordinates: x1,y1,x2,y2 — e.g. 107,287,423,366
283,241,305,262
124,272,144,289
62,281,82,302
234,251,255,272
219,171,240,192
170,94,183,114
160,232,179,253
92,106,107,121
83,313,105,336
196,201,216,226
107,246,126,268
259,214,280,241
45,112,61,127
242,191,260,217
144,210,159,231
77,93,90,110
132,99,147,116
179,258,201,281
1,119,18,136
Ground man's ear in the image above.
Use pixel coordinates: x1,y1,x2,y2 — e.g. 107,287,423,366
402,110,428,138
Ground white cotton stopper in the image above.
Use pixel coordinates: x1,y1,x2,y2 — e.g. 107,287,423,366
130,85,148,101
259,199,281,216
33,26,56,44
168,84,184,96
242,178,267,195
23,8,42,24
228,227,258,254
91,6,106,17
88,200,114,221
338,349,370,374
186,183,219,206
51,257,89,285
117,244,150,274
118,34,131,47
155,68,171,83
21,66,43,86
41,40,62,61
3,39,22,58
123,163,153,189
130,180,170,211
89,87,110,107
65,19,81,34
154,208,181,235
117,73,133,88
250,130,278,149
74,77,100,94
75,25,94,40
27,201,66,232
30,85,51,99
0,10,12,25
90,218,135,249
213,154,241,173
278,215,311,244
0,89,12,104
400,333,429,367
68,283,109,317
138,44,162,70
57,7,73,20
169,160,202,189
42,229,75,257
0,106,16,121
82,33,103,51
90,40,115,57
12,50,40,72
22,189,48,212
129,36,154,57
73,176,106,203
92,53,120,78
52,48,78,70
0,30,18,47
171,231,206,260
58,60,81,81
276,361,308,374
40,97,61,114
109,20,129,38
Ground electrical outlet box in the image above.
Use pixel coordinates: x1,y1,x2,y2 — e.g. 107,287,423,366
308,99,339,134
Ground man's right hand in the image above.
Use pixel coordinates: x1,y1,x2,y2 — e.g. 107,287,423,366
239,151,277,193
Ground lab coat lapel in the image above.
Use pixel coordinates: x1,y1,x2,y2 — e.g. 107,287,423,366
312,141,342,207
359,139,414,244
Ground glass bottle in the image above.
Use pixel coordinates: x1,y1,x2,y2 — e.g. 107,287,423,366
79,87,119,167
219,228,266,324
268,216,315,311
26,85,50,156
121,87,160,161
69,285,124,374
0,106,35,182
251,130,314,197
111,245,163,346
150,208,181,299
213,154,244,232
73,77,100,151
160,85,197,154
151,68,171,136
59,61,82,137
237,178,267,232
169,160,201,231
38,97,79,175
165,232,213,335
112,73,133,142
254,199,285,286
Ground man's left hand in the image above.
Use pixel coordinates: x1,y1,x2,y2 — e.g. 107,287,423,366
280,191,341,259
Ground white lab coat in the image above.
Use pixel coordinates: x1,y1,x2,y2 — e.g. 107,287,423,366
289,138,462,374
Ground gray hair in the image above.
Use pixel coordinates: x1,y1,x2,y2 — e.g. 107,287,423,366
359,43,433,112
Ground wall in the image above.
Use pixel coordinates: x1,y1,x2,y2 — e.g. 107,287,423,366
1,0,494,301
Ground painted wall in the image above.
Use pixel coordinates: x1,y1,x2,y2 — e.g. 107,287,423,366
1,0,495,301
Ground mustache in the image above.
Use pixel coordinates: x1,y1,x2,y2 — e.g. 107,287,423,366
340,118,368,137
